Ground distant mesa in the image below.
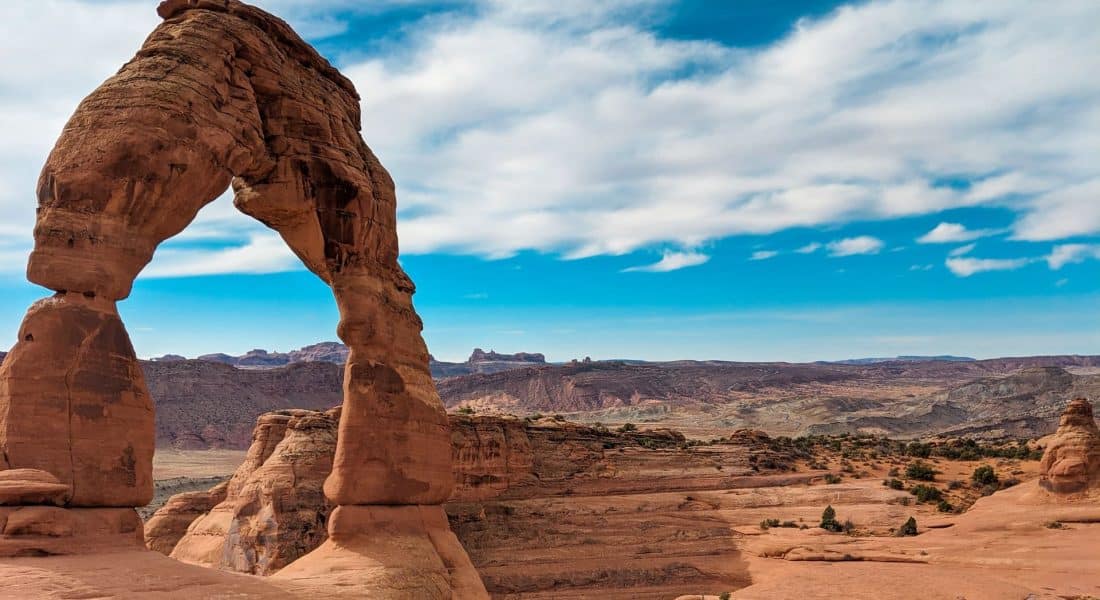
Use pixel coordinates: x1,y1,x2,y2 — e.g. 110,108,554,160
468,348,546,364
829,355,976,365
148,343,548,378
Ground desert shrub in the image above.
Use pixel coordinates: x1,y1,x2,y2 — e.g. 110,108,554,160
457,406,475,415
551,414,566,422
719,593,731,600
1045,521,1065,529
842,518,855,534
910,484,943,503
760,518,780,530
780,521,798,528
905,442,932,458
948,479,965,490
885,478,904,490
1000,477,1020,489
905,462,937,481
887,467,900,477
971,465,999,487
824,473,842,484
936,500,954,513
896,516,918,536
617,422,637,433
896,496,911,506
820,505,843,532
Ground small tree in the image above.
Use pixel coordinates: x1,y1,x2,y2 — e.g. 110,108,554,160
896,516,918,536
820,505,842,532
971,465,998,487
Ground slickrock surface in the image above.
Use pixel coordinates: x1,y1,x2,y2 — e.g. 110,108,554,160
1038,397,1100,493
149,404,1100,599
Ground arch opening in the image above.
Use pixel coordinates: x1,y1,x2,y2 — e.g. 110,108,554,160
0,1,485,596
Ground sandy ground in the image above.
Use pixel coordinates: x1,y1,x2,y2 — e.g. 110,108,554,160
152,449,247,479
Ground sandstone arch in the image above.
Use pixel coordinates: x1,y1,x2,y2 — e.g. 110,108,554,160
0,0,483,596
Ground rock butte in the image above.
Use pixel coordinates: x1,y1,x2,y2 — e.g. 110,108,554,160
0,0,485,596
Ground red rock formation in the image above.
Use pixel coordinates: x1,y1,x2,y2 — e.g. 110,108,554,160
143,482,227,555
171,409,338,574
1039,397,1100,494
0,0,477,593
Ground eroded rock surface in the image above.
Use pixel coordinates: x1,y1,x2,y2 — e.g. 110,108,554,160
1039,397,1100,493
151,410,791,597
0,0,475,593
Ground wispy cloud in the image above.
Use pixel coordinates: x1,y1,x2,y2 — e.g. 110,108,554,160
827,236,884,257
750,250,779,261
909,264,934,271
1046,243,1100,270
948,243,976,257
139,233,302,278
917,223,1000,244
0,0,1098,278
945,256,1032,277
623,250,709,273
795,242,822,254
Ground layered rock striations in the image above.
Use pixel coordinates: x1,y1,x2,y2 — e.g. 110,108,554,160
1039,398,1100,494
0,0,481,594
153,410,792,597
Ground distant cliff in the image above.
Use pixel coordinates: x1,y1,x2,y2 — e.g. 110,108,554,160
152,343,546,378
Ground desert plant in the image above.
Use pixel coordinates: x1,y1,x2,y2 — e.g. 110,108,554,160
719,593,731,600
759,518,780,530
936,500,954,513
617,422,637,433
824,473,842,484
820,505,842,532
896,516,918,536
885,478,904,490
971,465,998,487
457,406,475,415
905,462,937,481
910,484,943,503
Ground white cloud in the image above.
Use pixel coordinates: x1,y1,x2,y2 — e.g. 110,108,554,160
948,243,976,257
945,256,1032,277
750,250,779,261
827,236,884,257
1,0,1099,276
1013,179,1100,241
909,264,934,271
795,242,822,254
1045,243,1100,270
917,222,998,244
139,233,302,278
622,250,709,273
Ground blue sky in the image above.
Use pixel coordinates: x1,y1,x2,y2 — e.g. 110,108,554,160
0,0,1097,362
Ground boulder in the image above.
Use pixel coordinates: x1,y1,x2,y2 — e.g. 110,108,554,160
0,469,70,506
1039,398,1100,494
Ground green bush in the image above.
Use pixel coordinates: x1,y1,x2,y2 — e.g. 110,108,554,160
885,478,904,490
896,516,918,536
905,462,937,481
971,465,999,487
910,484,943,503
820,505,843,532
937,500,954,513
760,518,780,530
457,406,475,415
617,422,637,433
824,473,842,484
